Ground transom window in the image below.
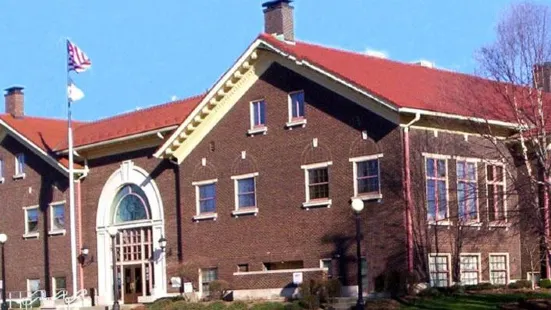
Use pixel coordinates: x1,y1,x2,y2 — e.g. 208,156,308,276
457,160,478,222
251,100,266,128
425,157,449,222
112,184,150,223
429,254,450,287
289,91,305,120
460,255,479,285
489,254,508,284
50,202,65,232
486,164,506,222
24,207,39,236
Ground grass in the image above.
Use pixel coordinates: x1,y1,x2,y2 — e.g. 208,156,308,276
399,291,551,309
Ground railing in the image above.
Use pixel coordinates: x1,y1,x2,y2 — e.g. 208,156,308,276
54,289,68,301
64,289,87,308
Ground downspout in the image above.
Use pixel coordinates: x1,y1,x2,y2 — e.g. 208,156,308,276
402,113,421,274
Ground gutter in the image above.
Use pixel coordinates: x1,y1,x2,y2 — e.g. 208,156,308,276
398,107,521,129
402,112,421,274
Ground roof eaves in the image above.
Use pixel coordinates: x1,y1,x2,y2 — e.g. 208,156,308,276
398,107,522,129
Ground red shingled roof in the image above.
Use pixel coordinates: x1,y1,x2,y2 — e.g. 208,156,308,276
259,33,524,123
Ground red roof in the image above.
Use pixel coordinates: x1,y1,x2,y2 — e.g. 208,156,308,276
259,33,532,123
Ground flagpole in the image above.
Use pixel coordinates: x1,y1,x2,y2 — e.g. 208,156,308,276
67,40,78,297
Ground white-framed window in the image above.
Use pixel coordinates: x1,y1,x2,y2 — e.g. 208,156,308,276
286,90,306,128
424,155,450,222
14,153,25,179
248,100,267,135
428,253,450,287
0,158,4,183
23,206,39,238
52,276,66,296
301,161,332,209
49,202,66,235
456,159,479,222
231,172,259,216
320,258,333,277
350,154,383,200
200,268,218,296
460,254,481,285
27,278,40,297
486,163,506,222
489,253,509,285
192,179,218,221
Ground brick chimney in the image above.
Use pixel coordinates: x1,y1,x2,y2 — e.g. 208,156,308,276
534,62,551,92
262,0,294,41
4,86,24,118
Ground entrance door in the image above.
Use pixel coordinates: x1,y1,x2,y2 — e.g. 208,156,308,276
123,265,143,304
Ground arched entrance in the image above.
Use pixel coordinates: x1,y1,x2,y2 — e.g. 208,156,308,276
96,161,166,305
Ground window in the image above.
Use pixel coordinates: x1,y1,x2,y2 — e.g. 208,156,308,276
250,99,266,131
320,259,333,277
237,264,249,273
0,158,4,182
201,268,218,295
232,173,259,216
486,164,506,222
301,162,332,208
425,156,449,222
52,277,66,295
112,184,150,223
460,255,480,285
193,179,217,220
49,203,65,234
429,254,450,287
27,279,40,297
263,261,304,271
24,206,39,237
489,254,509,284
15,153,25,178
350,154,383,199
287,91,306,128
457,160,479,222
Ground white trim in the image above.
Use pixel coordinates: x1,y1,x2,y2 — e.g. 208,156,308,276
48,201,66,235
12,173,25,180
485,162,508,224
352,193,383,202
233,267,325,276
300,161,333,170
191,179,218,186
459,253,482,285
489,253,510,285
302,199,332,209
23,205,39,238
398,107,522,129
230,172,259,180
349,154,384,162
350,154,383,199
247,126,267,136
193,213,218,221
287,90,306,123
453,156,481,162
14,152,24,177
428,253,452,287
285,118,307,129
232,173,259,215
421,153,452,159
232,208,259,217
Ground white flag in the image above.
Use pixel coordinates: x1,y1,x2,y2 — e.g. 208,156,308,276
68,82,85,102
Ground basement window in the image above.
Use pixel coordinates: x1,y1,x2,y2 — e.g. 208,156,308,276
263,260,304,271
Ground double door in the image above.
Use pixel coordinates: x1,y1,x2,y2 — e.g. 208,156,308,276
123,265,143,304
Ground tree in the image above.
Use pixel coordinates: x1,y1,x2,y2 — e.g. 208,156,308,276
475,1,551,278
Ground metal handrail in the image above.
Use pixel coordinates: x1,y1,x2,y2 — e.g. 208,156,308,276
54,289,68,300
64,289,87,305
20,290,46,310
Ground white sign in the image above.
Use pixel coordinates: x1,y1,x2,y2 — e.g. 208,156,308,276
292,272,303,285
170,277,181,288
184,282,193,293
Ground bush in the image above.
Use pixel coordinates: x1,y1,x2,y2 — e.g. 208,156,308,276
464,282,503,291
250,302,284,310
208,301,227,310
149,298,174,310
283,300,303,310
227,301,248,310
324,279,342,303
299,279,325,310
417,287,441,297
508,280,532,289
539,278,551,288
209,280,230,300
168,300,194,310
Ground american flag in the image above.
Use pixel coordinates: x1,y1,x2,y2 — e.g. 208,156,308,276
67,40,91,73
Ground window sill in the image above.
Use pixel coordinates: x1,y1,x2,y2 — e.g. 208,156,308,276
302,199,332,210
353,193,382,202
458,222,482,230
13,173,26,180
247,126,267,136
428,220,452,226
489,221,510,229
232,208,259,217
285,118,307,129
23,232,39,239
193,213,218,221
48,229,66,236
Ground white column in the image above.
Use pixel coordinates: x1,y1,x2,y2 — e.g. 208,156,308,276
152,224,167,298
96,230,113,305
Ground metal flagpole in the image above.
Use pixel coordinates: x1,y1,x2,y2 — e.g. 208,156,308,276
67,40,78,297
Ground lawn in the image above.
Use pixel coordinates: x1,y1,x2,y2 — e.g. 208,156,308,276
398,292,551,309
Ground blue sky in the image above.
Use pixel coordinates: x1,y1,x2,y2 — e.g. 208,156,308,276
0,0,537,121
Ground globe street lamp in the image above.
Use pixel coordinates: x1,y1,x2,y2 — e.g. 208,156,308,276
107,227,120,310
351,199,365,310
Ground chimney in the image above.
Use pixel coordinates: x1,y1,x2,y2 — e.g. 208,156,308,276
534,62,551,92
262,0,294,41
4,86,24,118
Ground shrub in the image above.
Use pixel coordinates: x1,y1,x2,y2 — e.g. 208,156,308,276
149,298,174,310
324,279,342,303
299,279,325,310
250,302,285,310
283,300,303,310
208,301,227,310
539,278,551,288
227,301,248,310
508,279,532,289
417,287,441,297
209,280,230,300
464,282,498,291
168,300,193,310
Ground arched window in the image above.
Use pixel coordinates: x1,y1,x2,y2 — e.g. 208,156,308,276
112,184,150,223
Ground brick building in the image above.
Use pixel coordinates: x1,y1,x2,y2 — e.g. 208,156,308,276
0,0,545,306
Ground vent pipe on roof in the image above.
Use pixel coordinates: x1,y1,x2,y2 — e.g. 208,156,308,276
413,60,434,68
534,62,551,92
262,0,294,41
4,86,24,118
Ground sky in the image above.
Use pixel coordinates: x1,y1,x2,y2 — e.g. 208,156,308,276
0,0,543,121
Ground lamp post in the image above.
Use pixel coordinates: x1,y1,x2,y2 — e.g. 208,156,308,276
351,199,365,310
107,227,120,310
0,234,7,310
